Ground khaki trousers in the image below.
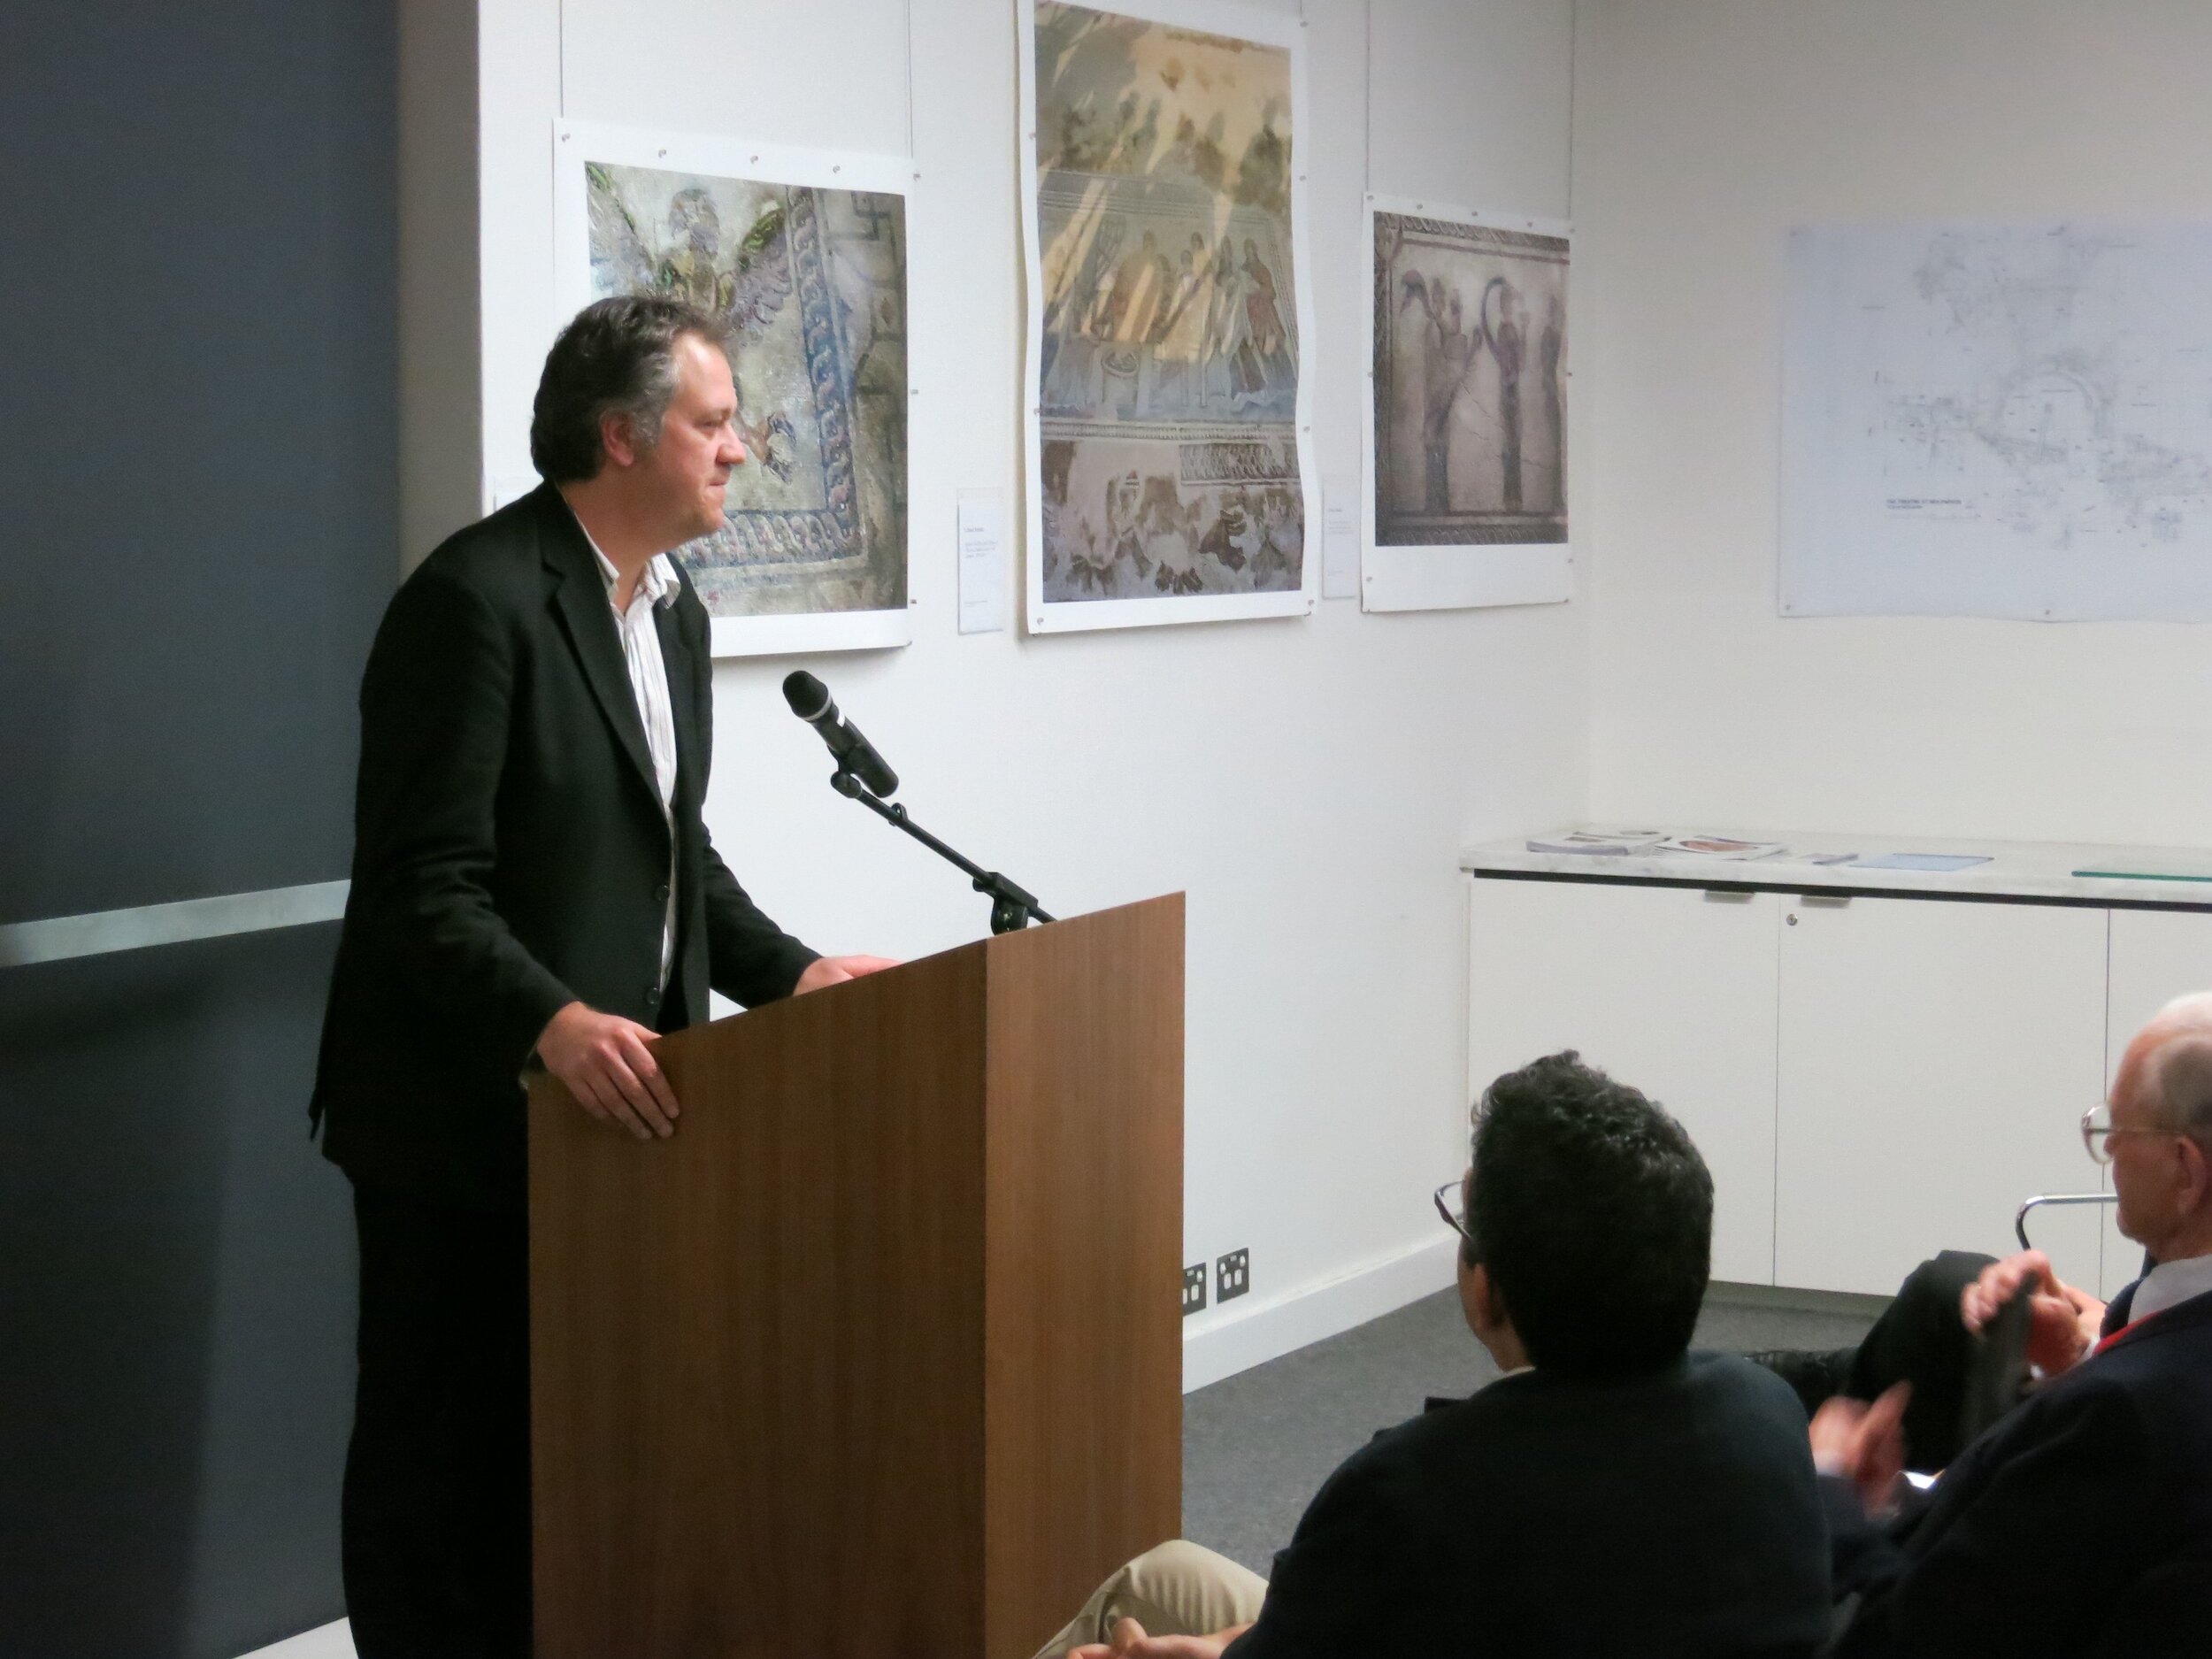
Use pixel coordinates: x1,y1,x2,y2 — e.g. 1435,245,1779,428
1030,1540,1270,1659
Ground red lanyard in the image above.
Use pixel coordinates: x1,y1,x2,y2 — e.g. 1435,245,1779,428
2092,1306,2164,1358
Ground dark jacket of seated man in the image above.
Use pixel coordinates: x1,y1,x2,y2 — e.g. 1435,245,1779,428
1824,1279,2212,1655
1225,1351,1829,1658
1823,1283,2212,1655
1820,995,2212,1657
1220,1053,1831,1659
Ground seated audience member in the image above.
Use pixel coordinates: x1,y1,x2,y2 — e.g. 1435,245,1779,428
1034,1052,1832,1659
1812,993,2212,1655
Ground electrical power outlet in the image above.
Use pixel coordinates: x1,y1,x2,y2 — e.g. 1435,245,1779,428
1217,1248,1249,1302
1182,1263,1209,1316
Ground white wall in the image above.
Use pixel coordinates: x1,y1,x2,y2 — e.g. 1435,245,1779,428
434,0,1583,1382
1576,0,2212,846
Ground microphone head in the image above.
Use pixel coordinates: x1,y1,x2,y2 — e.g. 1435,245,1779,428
782,670,829,720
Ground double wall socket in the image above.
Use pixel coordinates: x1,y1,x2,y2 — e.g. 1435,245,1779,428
1181,1263,1209,1316
1184,1252,1252,1312
1216,1248,1249,1302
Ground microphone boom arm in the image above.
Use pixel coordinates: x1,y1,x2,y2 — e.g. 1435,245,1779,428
827,768,1055,935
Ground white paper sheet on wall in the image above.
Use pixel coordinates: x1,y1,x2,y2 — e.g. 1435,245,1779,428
1781,221,2212,621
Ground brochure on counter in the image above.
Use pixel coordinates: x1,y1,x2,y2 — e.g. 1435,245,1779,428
1526,829,1795,862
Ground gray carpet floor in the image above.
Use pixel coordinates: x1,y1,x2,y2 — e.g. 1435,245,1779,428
1183,1286,1881,1573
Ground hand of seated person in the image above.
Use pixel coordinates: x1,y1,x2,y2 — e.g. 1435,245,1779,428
1809,1381,1911,1517
1068,1615,1256,1659
1959,1249,2104,1377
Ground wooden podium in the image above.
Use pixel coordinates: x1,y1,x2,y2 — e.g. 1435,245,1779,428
527,895,1184,1659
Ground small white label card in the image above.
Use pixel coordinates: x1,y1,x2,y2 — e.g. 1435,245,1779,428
957,488,1009,634
1322,475,1359,600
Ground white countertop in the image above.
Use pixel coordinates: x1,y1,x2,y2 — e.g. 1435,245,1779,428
1461,827,2212,906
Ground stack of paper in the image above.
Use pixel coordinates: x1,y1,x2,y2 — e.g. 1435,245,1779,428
1651,836,1787,861
1525,829,1667,856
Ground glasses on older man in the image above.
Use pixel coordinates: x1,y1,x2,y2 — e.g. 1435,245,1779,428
2080,1102,2186,1165
1433,1179,1473,1249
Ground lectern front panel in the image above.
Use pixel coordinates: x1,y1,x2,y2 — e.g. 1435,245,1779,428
530,895,1186,1658
531,947,991,1657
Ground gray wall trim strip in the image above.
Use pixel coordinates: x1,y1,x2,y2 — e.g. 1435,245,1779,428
0,881,350,968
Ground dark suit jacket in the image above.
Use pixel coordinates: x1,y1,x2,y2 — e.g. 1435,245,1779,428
1826,1283,2212,1656
311,484,818,1210
1222,1353,1831,1659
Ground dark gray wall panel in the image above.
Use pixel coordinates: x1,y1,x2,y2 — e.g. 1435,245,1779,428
0,926,354,1659
0,0,398,924
0,1,396,1653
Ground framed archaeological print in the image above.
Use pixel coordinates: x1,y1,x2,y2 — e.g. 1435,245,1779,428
1363,194,1572,612
554,120,914,657
1019,0,1319,634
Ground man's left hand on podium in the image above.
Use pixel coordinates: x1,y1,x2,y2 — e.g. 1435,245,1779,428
795,954,901,995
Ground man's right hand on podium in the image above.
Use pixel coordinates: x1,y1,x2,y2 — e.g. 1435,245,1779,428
536,1000,679,1141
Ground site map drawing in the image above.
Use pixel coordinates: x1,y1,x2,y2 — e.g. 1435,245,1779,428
1782,222,2212,620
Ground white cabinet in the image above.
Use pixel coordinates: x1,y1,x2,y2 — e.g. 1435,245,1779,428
2099,910,2212,1294
1468,837,2212,1302
1772,896,2106,1296
1468,879,1781,1285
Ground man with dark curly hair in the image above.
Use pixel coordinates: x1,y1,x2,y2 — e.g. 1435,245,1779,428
1036,1052,1830,1659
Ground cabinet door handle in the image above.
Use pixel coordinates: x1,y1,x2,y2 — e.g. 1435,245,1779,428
1798,894,1853,908
1701,888,1755,903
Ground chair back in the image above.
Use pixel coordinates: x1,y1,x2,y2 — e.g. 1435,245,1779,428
2013,1191,2116,1252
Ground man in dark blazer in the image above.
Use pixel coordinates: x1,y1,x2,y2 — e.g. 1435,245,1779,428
312,295,890,1658
1814,993,2212,1655
1038,1053,1832,1659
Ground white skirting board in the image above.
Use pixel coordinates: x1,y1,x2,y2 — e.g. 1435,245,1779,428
1181,1234,1462,1394
239,1621,354,1659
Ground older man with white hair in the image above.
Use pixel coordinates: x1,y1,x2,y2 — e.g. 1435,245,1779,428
1815,991,2212,1655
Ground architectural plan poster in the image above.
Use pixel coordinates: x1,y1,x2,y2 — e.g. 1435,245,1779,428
1020,0,1318,633
553,121,913,657
1364,196,1572,611
1782,222,2212,621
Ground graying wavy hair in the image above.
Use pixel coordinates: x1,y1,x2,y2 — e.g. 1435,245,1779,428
2141,1040,2212,1141
529,295,733,484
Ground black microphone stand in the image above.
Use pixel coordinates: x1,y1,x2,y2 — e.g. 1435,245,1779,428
827,767,1055,935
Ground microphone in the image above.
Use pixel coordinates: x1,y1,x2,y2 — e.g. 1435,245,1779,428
781,671,899,797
